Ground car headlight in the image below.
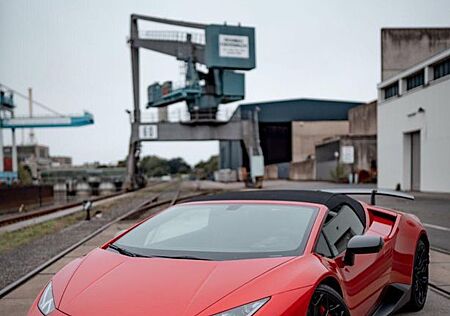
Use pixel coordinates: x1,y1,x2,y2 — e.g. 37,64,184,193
38,282,55,315
214,297,270,316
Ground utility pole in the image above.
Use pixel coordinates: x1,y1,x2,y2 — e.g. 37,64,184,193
0,114,3,173
124,16,142,190
11,124,18,174
28,88,35,144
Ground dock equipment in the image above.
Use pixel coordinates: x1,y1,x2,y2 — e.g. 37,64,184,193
0,85,95,182
1,112,93,129
125,14,263,190
131,15,255,120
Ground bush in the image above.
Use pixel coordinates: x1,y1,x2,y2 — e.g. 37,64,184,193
330,163,346,182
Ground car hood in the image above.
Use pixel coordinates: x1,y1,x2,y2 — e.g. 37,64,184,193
58,248,293,316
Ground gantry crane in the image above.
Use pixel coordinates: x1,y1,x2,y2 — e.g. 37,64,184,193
0,85,94,183
125,14,264,190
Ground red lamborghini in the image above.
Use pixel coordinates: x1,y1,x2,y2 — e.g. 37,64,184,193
29,190,429,316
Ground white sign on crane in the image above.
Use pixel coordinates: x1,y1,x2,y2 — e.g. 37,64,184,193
139,125,158,140
219,35,249,59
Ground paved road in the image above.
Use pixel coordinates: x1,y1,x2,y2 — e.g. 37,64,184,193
397,290,450,315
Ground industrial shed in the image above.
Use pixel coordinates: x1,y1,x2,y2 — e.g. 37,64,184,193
219,98,362,177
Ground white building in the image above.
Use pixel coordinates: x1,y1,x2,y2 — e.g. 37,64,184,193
377,48,450,192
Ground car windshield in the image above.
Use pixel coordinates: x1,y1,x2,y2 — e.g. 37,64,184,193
113,202,318,260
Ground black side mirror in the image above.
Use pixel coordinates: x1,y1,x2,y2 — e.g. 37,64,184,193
344,235,384,266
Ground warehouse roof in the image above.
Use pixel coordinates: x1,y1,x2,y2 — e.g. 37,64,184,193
239,98,362,123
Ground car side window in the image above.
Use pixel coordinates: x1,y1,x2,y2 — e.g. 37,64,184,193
321,204,365,257
315,232,333,258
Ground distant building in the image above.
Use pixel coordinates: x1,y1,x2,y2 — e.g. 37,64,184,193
3,144,50,164
381,28,450,80
3,144,73,180
292,121,349,162
378,45,450,192
314,101,377,182
219,98,363,180
3,144,51,178
51,156,72,167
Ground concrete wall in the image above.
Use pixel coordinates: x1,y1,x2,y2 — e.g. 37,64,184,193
292,121,349,162
382,28,450,80
289,160,315,181
378,78,450,192
264,163,291,180
315,136,377,181
264,164,278,180
340,136,377,173
349,101,377,136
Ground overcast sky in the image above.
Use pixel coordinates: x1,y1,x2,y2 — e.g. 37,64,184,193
1,0,449,166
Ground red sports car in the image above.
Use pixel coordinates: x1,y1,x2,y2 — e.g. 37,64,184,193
29,190,429,316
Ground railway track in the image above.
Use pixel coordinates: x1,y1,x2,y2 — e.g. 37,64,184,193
0,187,208,299
0,181,171,229
0,191,127,228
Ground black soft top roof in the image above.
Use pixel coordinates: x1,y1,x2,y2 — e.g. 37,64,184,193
187,190,366,224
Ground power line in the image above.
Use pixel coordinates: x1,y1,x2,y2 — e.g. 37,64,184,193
0,83,64,116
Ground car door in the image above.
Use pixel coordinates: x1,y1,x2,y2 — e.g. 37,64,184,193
317,204,389,315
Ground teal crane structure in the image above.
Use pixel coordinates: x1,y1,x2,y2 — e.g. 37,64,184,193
0,85,94,183
125,14,263,190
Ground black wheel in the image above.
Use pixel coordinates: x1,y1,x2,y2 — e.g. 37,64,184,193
307,284,350,316
405,238,429,311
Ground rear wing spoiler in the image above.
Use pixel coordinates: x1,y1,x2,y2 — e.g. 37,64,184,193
321,188,414,205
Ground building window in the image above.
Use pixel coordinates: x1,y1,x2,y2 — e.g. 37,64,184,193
406,70,424,91
433,58,450,80
384,82,399,100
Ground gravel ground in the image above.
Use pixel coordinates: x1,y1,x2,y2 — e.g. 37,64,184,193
0,184,182,290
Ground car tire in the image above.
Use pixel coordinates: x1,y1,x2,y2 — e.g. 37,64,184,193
405,238,429,312
307,284,350,316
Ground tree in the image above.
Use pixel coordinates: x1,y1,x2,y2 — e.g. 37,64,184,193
18,164,33,185
139,155,192,177
194,155,219,179
139,156,170,177
330,163,346,182
168,158,191,175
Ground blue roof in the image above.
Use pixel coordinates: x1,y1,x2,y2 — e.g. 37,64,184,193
239,98,362,122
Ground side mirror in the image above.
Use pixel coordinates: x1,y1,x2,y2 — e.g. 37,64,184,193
344,235,384,266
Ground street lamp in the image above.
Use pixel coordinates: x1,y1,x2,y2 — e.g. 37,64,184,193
125,109,132,124
334,151,340,161
334,151,340,182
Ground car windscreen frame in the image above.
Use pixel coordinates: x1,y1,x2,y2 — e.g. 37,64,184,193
113,201,320,261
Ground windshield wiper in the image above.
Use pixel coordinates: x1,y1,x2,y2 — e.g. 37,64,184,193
108,245,211,260
108,244,145,257
150,255,212,261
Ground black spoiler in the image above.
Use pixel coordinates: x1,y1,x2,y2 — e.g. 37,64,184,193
321,188,414,205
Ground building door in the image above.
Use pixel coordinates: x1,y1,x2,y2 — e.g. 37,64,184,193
410,131,421,191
